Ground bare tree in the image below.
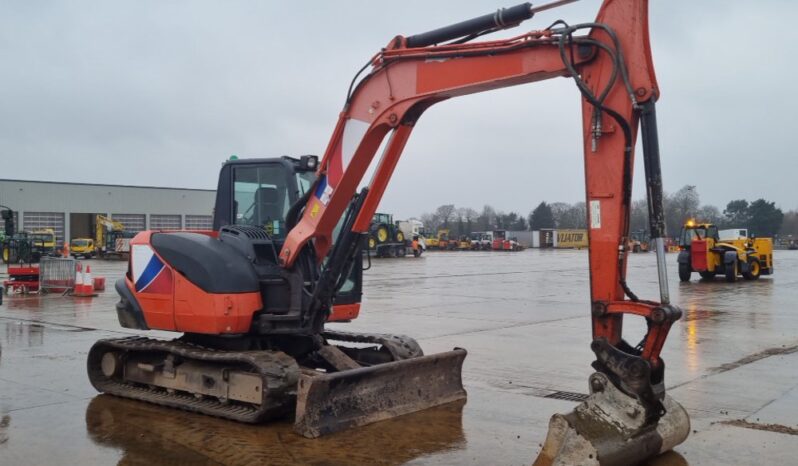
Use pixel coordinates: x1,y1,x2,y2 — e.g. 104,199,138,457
476,205,496,231
630,199,649,232
556,202,587,229
780,210,798,237
435,204,457,228
696,205,723,226
420,212,440,232
664,185,700,235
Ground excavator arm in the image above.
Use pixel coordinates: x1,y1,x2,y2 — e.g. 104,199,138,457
280,1,688,463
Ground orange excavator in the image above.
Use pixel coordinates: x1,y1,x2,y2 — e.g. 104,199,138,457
87,0,689,463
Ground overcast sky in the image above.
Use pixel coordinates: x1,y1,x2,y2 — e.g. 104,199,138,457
1,1,796,219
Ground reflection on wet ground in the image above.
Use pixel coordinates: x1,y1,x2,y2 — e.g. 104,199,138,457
0,415,9,446
86,396,466,466
1,253,797,465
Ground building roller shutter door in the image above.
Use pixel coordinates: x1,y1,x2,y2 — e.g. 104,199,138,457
23,212,65,245
184,215,213,230
150,214,182,230
111,214,146,233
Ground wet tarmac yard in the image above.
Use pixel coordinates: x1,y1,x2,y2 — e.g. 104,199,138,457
1,250,797,465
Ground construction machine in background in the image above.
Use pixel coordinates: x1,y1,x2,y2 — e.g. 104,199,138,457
88,1,689,463
491,229,507,250
96,215,135,259
471,231,494,250
630,229,650,252
456,235,472,250
367,212,408,257
1,207,49,264
438,229,455,250
29,229,57,256
70,238,96,258
397,219,427,255
677,220,773,282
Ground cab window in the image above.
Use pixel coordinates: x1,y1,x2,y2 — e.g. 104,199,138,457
233,165,291,238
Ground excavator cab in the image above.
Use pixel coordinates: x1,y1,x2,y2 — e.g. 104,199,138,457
213,156,363,321
213,156,317,233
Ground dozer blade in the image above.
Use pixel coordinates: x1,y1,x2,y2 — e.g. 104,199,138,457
533,372,690,466
294,348,467,438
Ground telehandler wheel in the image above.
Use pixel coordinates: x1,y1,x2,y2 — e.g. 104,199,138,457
743,257,761,280
1,247,9,264
725,259,738,282
396,231,405,243
678,262,691,282
368,237,376,250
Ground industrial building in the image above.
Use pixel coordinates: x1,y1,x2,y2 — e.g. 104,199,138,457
0,179,215,245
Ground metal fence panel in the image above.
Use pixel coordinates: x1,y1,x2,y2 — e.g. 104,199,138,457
39,257,76,292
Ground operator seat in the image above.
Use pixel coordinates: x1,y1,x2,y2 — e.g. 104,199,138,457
254,186,283,228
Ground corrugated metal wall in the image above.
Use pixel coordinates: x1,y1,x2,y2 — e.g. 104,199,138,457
506,230,535,247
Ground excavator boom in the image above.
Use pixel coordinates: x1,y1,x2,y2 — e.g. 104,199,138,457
279,0,689,463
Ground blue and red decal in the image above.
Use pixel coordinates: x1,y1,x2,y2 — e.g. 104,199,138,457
132,244,173,293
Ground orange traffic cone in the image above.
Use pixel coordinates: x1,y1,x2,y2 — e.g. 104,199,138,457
74,263,84,293
84,266,94,295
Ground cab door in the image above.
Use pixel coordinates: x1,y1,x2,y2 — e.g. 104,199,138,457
329,238,364,322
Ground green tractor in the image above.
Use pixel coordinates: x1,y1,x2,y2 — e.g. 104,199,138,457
368,213,407,257
0,208,45,264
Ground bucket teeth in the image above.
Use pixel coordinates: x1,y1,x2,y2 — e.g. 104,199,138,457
533,372,690,466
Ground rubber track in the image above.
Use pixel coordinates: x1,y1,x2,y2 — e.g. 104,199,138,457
88,332,425,423
322,330,424,360
87,337,299,423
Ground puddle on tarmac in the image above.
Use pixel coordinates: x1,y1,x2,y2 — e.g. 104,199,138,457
2,321,45,348
85,395,466,466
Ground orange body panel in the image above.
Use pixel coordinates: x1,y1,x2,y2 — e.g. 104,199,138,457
131,275,177,331
130,231,263,335
329,303,361,322
173,273,262,334
690,239,709,272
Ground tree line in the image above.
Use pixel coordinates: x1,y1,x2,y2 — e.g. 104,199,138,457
416,185,792,239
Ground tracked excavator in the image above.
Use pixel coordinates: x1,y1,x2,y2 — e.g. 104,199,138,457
88,0,690,463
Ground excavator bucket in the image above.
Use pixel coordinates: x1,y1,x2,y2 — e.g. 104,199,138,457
294,348,467,438
533,373,690,466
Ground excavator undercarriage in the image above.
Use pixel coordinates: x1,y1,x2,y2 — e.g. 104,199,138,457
89,331,466,437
